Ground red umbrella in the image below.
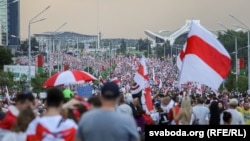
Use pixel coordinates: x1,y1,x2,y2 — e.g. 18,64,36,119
43,70,97,88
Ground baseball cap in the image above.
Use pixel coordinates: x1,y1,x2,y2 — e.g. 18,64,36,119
154,101,161,107
229,98,238,106
101,82,120,98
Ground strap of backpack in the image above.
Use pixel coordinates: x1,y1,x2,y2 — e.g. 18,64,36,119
57,117,66,128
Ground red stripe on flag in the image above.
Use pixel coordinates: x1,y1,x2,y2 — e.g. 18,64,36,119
145,87,153,111
180,50,185,61
138,64,149,80
185,36,231,79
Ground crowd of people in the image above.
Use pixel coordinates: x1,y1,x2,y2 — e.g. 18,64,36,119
1,53,249,141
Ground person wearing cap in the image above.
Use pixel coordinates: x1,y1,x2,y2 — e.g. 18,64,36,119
76,82,139,141
220,98,244,125
117,94,133,116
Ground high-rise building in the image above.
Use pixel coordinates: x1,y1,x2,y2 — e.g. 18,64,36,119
0,0,20,49
0,0,8,46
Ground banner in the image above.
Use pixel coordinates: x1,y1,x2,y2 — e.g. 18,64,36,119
77,84,93,98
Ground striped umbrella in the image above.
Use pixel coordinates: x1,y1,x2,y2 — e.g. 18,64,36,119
43,70,97,88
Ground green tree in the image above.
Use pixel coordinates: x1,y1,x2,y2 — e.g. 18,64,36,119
223,72,248,92
0,46,13,70
31,73,48,93
20,37,39,51
218,30,248,69
84,66,94,74
238,75,248,92
0,70,16,88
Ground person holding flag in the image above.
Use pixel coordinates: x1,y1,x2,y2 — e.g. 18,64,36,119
134,56,153,113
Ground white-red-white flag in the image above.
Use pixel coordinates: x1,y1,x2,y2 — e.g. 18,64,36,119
134,56,153,112
179,21,231,90
176,42,187,70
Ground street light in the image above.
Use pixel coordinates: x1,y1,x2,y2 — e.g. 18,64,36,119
47,22,67,76
96,0,100,51
28,5,50,88
229,13,250,91
218,22,238,91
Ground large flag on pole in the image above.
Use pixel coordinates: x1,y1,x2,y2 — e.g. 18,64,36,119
176,42,187,70
178,21,231,90
134,56,153,112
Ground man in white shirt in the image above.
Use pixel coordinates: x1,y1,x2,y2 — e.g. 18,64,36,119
117,93,132,116
220,98,244,125
192,97,210,125
161,95,174,113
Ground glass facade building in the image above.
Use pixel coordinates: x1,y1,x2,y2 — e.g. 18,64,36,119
0,0,20,48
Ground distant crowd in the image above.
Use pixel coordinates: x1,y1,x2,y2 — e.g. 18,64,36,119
0,53,249,141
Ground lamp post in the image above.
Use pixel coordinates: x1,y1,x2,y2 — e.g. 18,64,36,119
94,0,100,62
218,22,238,91
28,5,50,88
48,22,67,76
229,13,250,91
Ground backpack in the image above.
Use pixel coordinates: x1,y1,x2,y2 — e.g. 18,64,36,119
192,112,199,125
142,114,153,125
159,112,170,125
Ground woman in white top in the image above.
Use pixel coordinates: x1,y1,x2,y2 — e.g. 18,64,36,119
2,107,36,141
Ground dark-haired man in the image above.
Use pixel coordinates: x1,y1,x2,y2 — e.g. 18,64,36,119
192,97,210,125
87,96,102,109
0,93,35,130
76,82,139,141
26,87,77,141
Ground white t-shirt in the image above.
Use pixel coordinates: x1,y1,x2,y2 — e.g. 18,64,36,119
220,109,245,125
161,100,174,113
150,111,160,124
117,104,133,116
26,115,78,141
2,132,26,141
